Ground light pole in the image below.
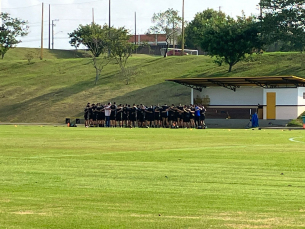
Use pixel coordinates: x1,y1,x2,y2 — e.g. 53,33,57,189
181,0,185,56
52,19,59,49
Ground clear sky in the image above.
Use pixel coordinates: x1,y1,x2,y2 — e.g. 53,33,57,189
2,0,260,49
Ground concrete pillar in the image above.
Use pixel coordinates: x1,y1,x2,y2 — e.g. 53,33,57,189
191,88,194,105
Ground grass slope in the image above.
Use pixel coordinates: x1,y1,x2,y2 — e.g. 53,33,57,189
0,126,305,228
1,49,305,123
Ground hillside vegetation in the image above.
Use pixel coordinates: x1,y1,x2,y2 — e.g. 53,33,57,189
1,48,305,123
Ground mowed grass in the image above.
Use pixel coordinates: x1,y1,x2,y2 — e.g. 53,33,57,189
0,126,305,228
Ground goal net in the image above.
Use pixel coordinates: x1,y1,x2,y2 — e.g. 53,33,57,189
160,48,199,57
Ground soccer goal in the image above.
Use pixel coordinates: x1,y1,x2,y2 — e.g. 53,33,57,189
160,48,199,57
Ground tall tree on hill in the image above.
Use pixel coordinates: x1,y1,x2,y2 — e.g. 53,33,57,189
184,9,226,50
109,27,136,85
0,13,29,59
69,23,112,84
69,24,136,85
260,0,305,52
68,23,110,57
185,9,262,72
148,8,182,57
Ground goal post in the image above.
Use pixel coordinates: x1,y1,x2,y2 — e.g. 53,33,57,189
160,48,199,57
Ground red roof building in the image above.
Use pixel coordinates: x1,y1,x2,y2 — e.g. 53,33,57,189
129,34,167,45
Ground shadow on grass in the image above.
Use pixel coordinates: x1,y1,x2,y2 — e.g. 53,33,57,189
0,79,96,121
103,82,190,106
47,49,90,59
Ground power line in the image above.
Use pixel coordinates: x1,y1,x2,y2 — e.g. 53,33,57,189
2,4,41,10
52,0,104,6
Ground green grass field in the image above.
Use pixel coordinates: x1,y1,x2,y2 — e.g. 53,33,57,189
1,125,305,228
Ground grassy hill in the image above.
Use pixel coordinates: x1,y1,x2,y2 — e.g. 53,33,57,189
1,48,305,123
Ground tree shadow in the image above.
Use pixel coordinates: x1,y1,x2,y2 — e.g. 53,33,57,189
101,82,190,106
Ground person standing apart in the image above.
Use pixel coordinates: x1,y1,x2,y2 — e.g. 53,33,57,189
105,103,111,127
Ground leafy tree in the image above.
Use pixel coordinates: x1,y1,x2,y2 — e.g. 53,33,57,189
109,27,136,85
148,8,182,57
260,0,305,51
185,9,262,72
69,23,112,84
68,23,110,57
185,9,226,50
0,12,29,59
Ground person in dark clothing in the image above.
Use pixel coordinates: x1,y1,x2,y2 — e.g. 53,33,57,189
161,104,169,127
110,102,117,127
129,104,137,127
154,105,161,128
122,104,128,127
145,106,154,127
183,106,191,128
116,104,123,127
84,103,90,127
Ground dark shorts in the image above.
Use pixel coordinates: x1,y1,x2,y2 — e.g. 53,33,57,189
195,116,201,122
122,114,128,121
147,116,154,122
129,115,136,122
97,113,104,121
116,113,122,121
110,114,116,120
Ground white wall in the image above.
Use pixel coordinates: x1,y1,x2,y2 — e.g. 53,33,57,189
298,87,305,116
263,88,298,105
263,88,301,119
192,86,304,120
194,87,264,106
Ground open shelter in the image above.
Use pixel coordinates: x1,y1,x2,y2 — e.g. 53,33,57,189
167,76,305,120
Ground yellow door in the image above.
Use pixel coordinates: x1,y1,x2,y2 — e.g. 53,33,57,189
267,92,276,119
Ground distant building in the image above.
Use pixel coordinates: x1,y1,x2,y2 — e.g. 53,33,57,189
129,34,167,45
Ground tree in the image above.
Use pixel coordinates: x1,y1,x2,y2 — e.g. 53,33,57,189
69,23,112,84
0,12,29,59
109,27,136,85
148,8,182,57
184,9,226,49
185,9,262,72
260,0,305,51
68,23,109,57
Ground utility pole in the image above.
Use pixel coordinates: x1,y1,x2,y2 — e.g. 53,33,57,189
135,12,137,45
108,0,111,56
40,3,44,60
48,4,51,49
109,0,111,28
181,0,185,56
173,21,175,56
92,8,95,24
52,19,59,49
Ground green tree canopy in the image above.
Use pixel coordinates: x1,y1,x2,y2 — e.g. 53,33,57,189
185,9,262,72
0,12,29,59
185,9,226,49
260,0,305,51
68,23,110,57
109,27,136,85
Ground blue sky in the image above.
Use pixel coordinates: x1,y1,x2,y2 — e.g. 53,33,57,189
2,0,260,49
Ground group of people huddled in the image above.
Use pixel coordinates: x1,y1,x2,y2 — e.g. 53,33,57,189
84,102,207,128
